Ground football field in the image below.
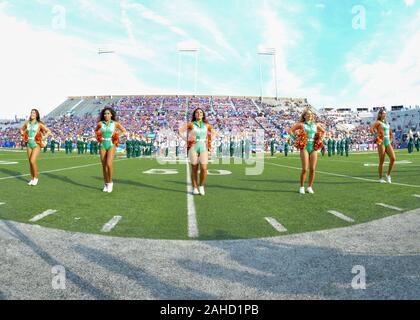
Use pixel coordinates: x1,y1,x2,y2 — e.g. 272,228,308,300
0,149,419,240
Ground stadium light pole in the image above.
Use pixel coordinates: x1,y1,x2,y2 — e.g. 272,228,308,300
258,54,263,102
96,48,116,100
177,51,182,94
177,46,200,96
258,47,278,102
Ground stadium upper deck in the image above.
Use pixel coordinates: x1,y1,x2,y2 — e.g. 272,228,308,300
46,95,311,118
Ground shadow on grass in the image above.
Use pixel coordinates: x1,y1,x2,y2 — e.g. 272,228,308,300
92,176,184,194
44,173,99,191
0,168,28,183
167,180,296,194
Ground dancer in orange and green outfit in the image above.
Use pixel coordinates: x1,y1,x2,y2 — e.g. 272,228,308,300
370,109,396,184
179,108,213,196
289,109,326,195
20,109,52,186
95,107,127,193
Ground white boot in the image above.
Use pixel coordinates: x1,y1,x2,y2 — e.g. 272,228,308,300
103,184,108,192
199,186,205,196
386,175,392,184
32,178,39,186
28,180,34,186
306,187,315,194
107,183,114,193
193,188,200,195
299,187,305,194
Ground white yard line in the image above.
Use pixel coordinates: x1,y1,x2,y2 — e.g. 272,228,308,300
328,210,355,223
0,159,127,181
0,161,18,165
184,104,199,239
0,156,89,162
0,202,5,206
414,195,420,198
0,150,26,154
323,159,371,164
325,159,412,165
265,217,288,233
375,203,404,212
262,161,420,189
186,163,199,238
29,210,58,222
101,216,122,233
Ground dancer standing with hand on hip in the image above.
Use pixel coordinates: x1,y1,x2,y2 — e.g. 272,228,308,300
370,109,396,184
179,108,213,196
95,107,127,193
20,109,52,186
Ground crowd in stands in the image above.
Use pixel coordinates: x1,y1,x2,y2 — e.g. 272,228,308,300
0,126,21,148
1,96,418,150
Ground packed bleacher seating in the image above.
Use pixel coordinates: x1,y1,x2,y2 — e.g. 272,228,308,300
1,95,419,151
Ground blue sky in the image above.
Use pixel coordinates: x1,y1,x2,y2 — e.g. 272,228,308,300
0,0,419,118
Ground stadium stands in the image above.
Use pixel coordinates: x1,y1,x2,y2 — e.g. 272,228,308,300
47,98,83,118
1,95,419,150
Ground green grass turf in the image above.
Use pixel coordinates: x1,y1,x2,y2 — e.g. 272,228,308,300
0,149,419,240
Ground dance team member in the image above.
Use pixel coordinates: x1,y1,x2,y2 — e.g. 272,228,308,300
20,109,52,186
179,108,213,196
370,109,396,184
288,109,326,194
95,107,127,193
